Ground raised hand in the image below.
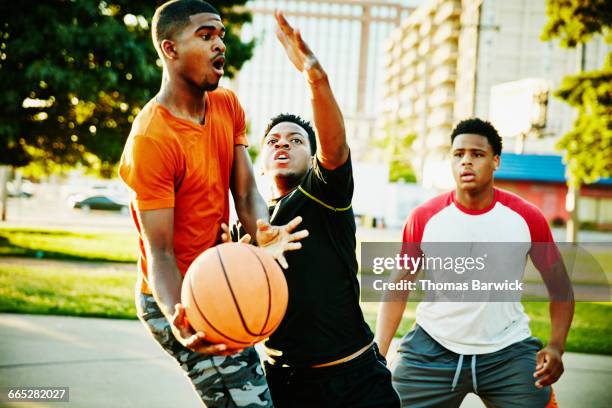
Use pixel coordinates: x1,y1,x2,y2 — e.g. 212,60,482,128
274,10,325,82
257,216,309,269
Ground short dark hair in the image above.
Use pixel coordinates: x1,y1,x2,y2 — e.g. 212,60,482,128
263,113,317,155
152,0,220,56
450,118,503,156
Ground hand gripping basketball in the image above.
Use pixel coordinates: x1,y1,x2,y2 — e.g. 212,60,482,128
170,303,241,356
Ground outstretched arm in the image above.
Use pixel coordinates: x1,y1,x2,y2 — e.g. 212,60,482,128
274,10,349,170
231,145,271,243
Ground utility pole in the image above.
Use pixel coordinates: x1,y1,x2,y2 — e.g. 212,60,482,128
565,43,586,243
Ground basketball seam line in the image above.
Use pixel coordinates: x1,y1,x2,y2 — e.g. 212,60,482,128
187,267,253,345
246,246,273,337
216,246,262,338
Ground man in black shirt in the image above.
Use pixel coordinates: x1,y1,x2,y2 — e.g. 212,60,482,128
255,11,400,407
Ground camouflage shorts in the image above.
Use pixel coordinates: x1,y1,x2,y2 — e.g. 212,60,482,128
136,293,273,408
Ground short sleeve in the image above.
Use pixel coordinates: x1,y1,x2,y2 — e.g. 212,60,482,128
401,209,424,262
299,153,353,210
527,207,562,272
228,90,248,147
119,135,178,211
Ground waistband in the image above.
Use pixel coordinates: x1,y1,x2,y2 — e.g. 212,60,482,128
311,341,374,368
265,343,385,378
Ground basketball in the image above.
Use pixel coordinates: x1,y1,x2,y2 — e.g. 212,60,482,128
181,242,288,349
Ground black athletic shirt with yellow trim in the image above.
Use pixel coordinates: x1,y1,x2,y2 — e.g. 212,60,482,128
263,154,373,367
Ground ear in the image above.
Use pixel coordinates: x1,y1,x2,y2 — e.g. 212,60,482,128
160,39,177,60
493,155,500,171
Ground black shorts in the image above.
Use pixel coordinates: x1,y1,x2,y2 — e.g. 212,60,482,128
264,344,400,408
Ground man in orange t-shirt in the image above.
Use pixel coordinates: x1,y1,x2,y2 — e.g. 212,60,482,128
119,1,306,406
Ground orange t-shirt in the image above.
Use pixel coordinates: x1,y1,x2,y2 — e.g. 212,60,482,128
119,87,248,294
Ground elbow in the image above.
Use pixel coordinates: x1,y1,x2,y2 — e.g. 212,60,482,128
145,242,174,266
319,144,349,170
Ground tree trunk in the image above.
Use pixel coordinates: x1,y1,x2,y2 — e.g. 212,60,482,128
0,165,9,222
565,183,579,243
565,43,587,243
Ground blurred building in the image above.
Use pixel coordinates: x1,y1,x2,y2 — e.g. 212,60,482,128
381,0,610,189
228,0,416,160
496,153,612,229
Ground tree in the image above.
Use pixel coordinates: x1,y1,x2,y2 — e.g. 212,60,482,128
541,0,611,186
541,0,612,48
0,0,254,175
541,0,611,242
555,55,612,186
372,121,417,183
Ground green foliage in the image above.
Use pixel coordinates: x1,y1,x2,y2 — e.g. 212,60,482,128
555,56,612,185
541,0,612,186
541,0,611,48
373,126,417,183
389,159,417,184
0,1,254,172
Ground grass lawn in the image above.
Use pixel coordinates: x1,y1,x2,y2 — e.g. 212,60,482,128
0,262,136,319
0,226,609,354
1,259,610,354
360,301,612,355
0,226,138,263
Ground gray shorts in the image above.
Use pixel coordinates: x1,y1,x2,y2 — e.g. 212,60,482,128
136,292,273,408
391,325,553,408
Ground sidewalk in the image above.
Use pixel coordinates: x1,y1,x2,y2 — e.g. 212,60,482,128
1,314,611,407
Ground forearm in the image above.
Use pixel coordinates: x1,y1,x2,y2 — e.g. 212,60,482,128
148,251,183,320
548,300,574,353
308,71,348,168
235,187,269,243
375,300,408,358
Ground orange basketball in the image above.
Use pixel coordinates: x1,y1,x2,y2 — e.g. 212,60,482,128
181,242,288,349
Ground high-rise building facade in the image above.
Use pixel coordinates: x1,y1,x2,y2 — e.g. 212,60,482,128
382,0,610,189
228,0,415,160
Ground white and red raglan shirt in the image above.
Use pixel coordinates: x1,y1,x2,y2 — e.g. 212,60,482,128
402,188,561,355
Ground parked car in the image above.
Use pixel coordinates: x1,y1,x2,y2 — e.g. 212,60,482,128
72,195,129,213
7,180,34,198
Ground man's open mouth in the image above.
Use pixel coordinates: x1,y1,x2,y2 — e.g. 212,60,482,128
212,56,225,75
274,151,290,162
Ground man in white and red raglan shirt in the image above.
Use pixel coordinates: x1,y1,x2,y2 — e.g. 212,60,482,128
375,118,574,407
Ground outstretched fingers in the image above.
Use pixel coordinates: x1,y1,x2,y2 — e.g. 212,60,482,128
276,254,289,269
283,242,302,252
283,216,303,233
275,9,294,37
289,229,309,242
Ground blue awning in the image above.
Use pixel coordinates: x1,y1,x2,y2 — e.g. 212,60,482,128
497,153,612,185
